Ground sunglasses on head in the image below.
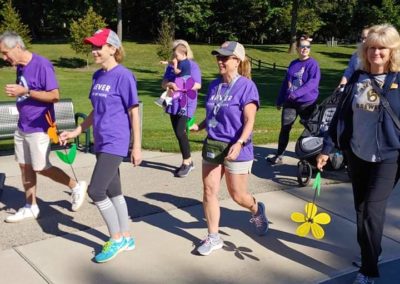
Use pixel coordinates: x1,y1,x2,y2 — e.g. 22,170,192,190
299,45,311,49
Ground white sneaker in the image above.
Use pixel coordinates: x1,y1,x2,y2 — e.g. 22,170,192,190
5,206,40,223
71,181,88,212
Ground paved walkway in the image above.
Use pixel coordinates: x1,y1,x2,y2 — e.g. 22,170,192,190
0,143,399,283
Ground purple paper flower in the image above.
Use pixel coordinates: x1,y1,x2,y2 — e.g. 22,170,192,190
173,77,197,108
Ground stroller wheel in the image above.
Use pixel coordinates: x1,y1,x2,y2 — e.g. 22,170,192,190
297,160,312,187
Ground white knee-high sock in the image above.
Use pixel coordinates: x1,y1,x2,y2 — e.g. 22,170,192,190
95,197,120,237
110,195,130,233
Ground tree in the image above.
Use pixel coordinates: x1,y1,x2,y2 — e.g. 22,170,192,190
69,6,106,67
372,0,400,29
288,0,300,53
0,0,31,45
174,0,212,41
117,0,122,39
156,18,173,61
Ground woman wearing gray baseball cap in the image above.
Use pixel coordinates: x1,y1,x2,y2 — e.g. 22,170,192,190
191,41,269,256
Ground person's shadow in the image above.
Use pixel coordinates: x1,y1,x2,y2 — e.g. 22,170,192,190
0,184,107,252
138,192,346,274
137,160,178,175
125,193,204,254
252,145,299,187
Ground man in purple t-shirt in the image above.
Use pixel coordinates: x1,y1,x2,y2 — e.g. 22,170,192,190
0,31,87,223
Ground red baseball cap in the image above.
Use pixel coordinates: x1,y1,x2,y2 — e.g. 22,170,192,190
84,28,121,48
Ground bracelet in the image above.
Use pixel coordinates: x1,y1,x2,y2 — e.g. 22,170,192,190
237,139,245,146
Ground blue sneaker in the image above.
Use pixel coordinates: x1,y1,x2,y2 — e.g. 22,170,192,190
124,237,136,251
95,238,128,263
249,202,269,236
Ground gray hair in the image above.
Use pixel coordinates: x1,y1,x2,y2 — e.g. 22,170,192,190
0,31,26,50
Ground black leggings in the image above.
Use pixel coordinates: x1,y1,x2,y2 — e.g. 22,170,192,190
170,114,191,160
88,153,123,202
346,149,398,277
277,102,316,155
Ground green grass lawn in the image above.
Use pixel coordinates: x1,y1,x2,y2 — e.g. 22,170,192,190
0,42,356,152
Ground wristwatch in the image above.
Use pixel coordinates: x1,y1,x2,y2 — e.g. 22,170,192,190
237,139,245,146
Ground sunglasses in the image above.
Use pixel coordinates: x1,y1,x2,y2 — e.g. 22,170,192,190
216,55,238,62
299,45,311,49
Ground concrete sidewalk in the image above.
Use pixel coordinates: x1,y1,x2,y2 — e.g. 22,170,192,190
0,143,399,283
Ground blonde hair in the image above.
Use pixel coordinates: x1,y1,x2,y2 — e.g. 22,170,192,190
238,57,251,79
172,39,194,59
359,24,400,72
114,46,125,63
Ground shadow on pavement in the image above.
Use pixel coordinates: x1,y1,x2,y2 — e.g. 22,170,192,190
126,193,204,254
136,160,179,175
320,259,400,284
0,185,107,250
133,192,344,274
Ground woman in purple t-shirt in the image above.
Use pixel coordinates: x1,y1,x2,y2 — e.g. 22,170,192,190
267,35,321,165
60,29,141,263
191,41,268,256
161,39,201,178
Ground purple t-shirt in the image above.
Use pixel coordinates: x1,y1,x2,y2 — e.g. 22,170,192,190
16,53,58,133
90,65,139,157
163,60,201,118
205,76,259,162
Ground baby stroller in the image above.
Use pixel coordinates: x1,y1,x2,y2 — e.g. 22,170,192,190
295,90,345,186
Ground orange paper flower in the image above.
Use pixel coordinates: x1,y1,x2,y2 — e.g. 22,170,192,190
45,111,59,144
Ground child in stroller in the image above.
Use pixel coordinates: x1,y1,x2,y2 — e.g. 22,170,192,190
295,89,345,186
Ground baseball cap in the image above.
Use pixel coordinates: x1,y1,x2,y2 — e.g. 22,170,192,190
84,28,121,48
211,41,245,61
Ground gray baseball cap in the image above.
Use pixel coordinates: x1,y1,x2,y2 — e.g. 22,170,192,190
211,41,245,61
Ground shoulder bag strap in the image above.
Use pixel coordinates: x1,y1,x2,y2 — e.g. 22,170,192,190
369,72,400,130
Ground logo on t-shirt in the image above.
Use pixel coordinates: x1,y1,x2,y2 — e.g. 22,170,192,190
16,74,29,102
92,83,111,98
355,79,380,112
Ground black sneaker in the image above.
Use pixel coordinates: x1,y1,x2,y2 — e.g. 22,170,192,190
176,162,194,177
266,155,283,165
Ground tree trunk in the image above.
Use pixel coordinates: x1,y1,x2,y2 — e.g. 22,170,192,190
117,0,122,40
288,0,300,54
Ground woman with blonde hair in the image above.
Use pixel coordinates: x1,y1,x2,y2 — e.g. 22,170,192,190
317,24,400,283
191,41,268,256
161,39,201,177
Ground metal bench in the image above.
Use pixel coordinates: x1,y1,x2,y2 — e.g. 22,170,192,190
0,98,90,152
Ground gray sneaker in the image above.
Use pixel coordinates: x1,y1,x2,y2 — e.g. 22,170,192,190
250,202,269,236
176,162,194,177
197,235,223,256
266,155,283,165
353,272,374,284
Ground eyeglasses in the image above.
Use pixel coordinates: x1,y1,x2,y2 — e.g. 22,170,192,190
216,55,238,62
299,45,311,49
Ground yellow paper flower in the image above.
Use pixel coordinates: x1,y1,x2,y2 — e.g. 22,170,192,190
291,202,331,239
